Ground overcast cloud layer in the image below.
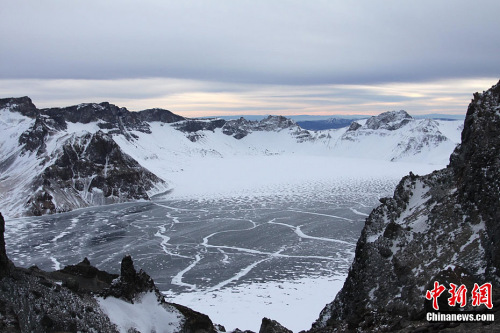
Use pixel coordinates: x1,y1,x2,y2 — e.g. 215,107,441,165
1,1,499,116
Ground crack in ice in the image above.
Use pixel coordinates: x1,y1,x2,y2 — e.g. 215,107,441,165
269,221,355,246
287,209,354,222
171,254,202,290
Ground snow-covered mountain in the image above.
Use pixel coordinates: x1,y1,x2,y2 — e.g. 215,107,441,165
333,110,462,162
0,97,463,217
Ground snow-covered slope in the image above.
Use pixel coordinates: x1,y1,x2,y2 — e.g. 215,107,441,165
317,111,463,164
0,98,463,217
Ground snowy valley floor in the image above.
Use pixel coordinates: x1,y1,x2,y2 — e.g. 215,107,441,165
5,155,445,332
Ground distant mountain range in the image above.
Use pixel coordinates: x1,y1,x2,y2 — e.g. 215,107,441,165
0,97,463,217
213,114,465,131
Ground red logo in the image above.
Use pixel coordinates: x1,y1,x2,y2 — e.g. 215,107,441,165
448,283,467,307
472,283,493,309
426,281,493,310
426,281,446,310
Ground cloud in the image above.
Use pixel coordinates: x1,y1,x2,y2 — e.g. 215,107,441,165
0,77,495,117
1,1,498,116
1,1,499,85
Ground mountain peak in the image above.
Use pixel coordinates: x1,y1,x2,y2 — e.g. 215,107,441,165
0,96,38,118
365,110,413,130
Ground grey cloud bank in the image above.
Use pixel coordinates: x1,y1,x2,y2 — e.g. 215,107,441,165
1,1,499,115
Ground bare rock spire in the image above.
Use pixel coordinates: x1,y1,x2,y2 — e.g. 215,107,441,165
0,212,10,276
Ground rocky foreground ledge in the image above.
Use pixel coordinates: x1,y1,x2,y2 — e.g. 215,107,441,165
0,213,216,332
0,211,292,333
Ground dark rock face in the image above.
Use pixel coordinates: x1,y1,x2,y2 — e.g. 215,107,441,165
26,130,164,216
172,302,217,333
0,213,10,277
0,96,38,118
259,318,292,333
173,115,303,142
173,119,227,142
101,255,217,333
0,267,119,333
139,108,185,123
103,255,157,302
347,121,362,132
12,99,183,144
222,115,303,140
18,114,67,155
44,103,183,137
2,98,180,216
311,81,500,332
222,117,253,139
49,257,119,294
450,83,500,279
365,110,413,130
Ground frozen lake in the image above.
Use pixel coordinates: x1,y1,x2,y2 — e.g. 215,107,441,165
4,156,443,331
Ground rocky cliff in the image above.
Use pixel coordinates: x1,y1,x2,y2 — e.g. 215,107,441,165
310,81,500,332
0,98,174,216
0,212,217,333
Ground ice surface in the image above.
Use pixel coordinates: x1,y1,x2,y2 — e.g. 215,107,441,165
4,155,441,332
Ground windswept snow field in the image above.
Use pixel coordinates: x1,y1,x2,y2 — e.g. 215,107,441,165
5,155,443,332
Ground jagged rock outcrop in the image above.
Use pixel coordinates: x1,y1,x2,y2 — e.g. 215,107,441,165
27,130,165,216
222,117,253,139
103,255,157,302
259,317,293,333
174,118,227,142
347,121,362,132
0,214,217,332
18,114,67,155
139,108,185,123
1,97,184,140
450,82,500,278
222,115,308,140
49,257,119,294
365,110,413,131
0,213,11,277
0,96,38,118
0,266,119,332
43,102,184,136
311,81,500,332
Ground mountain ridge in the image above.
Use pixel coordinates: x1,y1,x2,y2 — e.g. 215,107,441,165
0,97,462,217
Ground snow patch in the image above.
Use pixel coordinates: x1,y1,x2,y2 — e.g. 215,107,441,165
165,275,346,333
97,292,184,333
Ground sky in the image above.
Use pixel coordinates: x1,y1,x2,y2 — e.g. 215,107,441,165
1,1,499,117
